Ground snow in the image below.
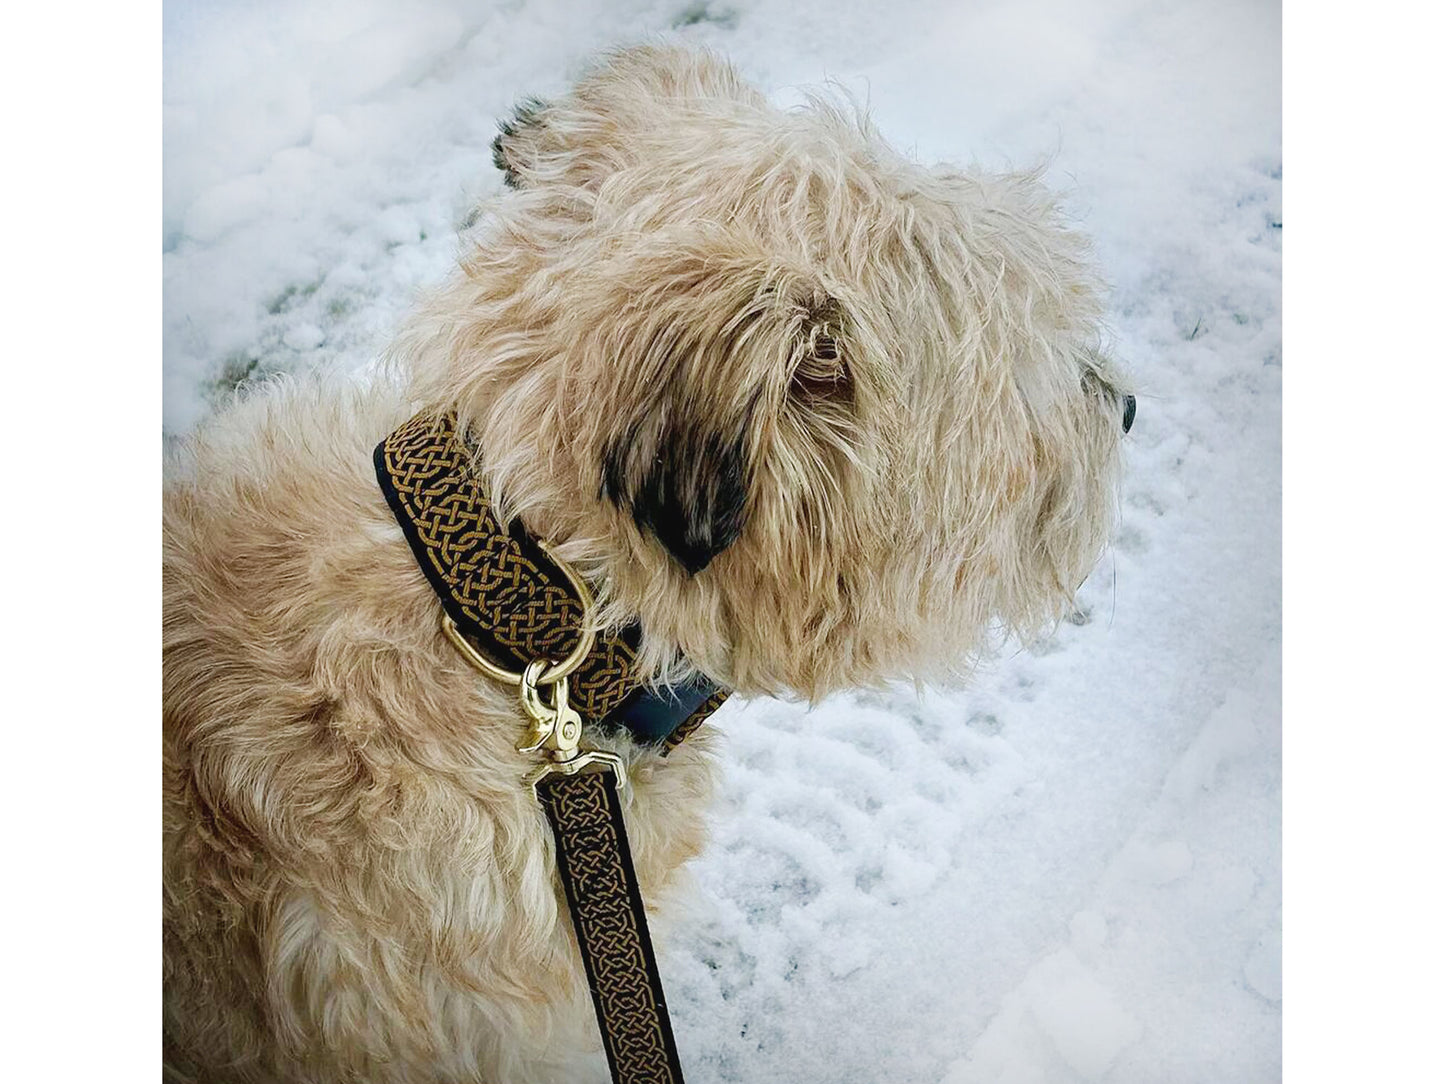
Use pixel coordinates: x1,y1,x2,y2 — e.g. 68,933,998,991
163,1,1281,1080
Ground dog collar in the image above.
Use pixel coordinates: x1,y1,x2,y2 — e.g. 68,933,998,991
374,411,728,751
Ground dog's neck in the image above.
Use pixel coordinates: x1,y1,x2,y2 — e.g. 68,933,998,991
375,410,728,749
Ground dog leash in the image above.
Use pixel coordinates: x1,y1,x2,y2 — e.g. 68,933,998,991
538,770,687,1082
376,411,726,1083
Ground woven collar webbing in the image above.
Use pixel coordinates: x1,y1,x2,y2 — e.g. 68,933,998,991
374,410,727,751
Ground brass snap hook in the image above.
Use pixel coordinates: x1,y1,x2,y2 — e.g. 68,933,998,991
516,659,582,757
436,543,625,794
515,658,626,793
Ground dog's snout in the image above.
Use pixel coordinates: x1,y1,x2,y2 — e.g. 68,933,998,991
1122,394,1136,434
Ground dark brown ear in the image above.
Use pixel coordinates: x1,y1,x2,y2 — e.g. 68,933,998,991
598,262,850,575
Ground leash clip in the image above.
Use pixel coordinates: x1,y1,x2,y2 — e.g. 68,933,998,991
517,659,626,795
435,538,625,796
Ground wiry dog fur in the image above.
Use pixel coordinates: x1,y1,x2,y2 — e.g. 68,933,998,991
163,45,1131,1083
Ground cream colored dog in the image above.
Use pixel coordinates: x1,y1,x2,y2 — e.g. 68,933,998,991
163,44,1132,1083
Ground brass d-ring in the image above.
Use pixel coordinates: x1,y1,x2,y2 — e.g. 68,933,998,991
440,542,597,687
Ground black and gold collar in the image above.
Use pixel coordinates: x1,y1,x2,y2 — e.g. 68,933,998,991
374,411,727,752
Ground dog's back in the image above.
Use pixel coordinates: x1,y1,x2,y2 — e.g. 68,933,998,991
163,379,715,1082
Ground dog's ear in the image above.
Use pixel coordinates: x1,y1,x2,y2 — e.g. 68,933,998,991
492,48,760,193
784,293,851,412
491,97,551,188
597,257,852,575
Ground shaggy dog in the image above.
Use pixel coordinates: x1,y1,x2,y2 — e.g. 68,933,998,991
163,45,1132,1083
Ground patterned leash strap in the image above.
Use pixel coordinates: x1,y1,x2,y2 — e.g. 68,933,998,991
376,410,717,1081
536,769,686,1084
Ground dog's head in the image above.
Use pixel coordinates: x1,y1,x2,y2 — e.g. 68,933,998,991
401,45,1132,697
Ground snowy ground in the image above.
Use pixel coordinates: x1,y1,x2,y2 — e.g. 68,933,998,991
163,1,1281,1080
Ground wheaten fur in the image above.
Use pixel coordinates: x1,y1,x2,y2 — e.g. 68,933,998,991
163,45,1131,1083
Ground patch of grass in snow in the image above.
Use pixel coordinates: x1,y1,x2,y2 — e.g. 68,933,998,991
215,352,260,392
266,279,321,316
211,349,285,400
672,3,739,30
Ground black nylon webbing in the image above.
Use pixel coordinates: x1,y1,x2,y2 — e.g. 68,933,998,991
536,769,685,1084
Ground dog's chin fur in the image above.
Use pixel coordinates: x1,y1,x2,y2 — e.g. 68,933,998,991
163,44,1129,1083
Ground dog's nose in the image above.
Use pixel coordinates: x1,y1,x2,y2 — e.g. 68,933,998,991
1122,394,1136,434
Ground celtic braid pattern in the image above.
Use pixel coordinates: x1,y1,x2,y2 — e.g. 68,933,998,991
378,413,652,723
377,411,728,744
661,689,730,757
539,770,685,1084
